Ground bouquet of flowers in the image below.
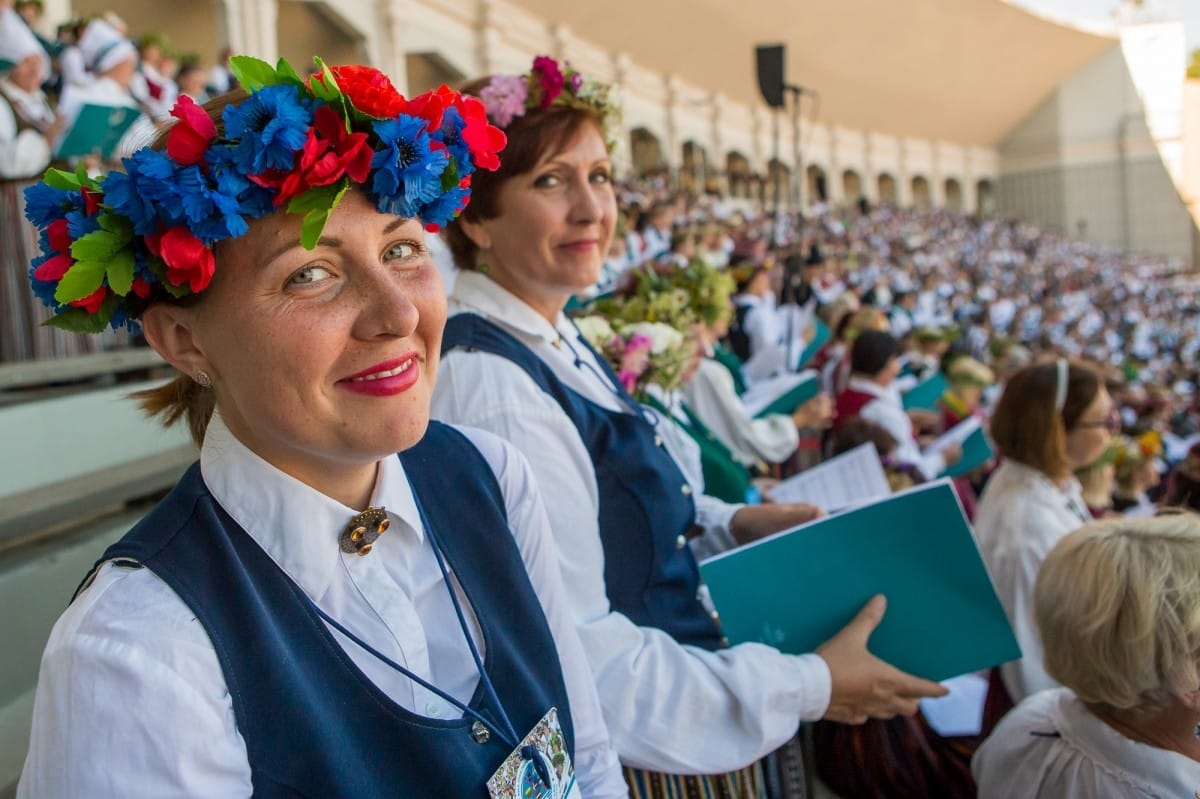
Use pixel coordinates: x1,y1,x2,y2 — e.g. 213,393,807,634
574,315,691,399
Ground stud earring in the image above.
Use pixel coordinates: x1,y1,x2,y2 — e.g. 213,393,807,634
196,370,212,388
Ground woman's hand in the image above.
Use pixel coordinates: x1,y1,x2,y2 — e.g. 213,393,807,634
792,393,834,431
816,595,949,723
729,502,825,544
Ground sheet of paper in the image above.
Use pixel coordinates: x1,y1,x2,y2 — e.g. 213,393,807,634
925,416,982,457
767,442,890,511
701,480,1022,682
920,673,989,737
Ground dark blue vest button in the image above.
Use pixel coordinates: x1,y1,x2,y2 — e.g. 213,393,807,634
470,721,491,744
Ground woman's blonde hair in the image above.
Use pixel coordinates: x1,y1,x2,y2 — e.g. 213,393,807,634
1035,512,1200,713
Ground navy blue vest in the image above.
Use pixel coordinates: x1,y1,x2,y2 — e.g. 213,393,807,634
84,422,574,798
442,314,724,650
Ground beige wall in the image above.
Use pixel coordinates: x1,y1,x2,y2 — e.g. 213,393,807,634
1184,80,1200,232
998,37,1198,262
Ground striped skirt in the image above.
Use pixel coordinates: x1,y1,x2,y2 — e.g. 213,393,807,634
623,762,766,799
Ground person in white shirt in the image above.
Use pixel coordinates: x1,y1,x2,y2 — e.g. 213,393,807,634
18,62,626,799
973,513,1200,798
835,330,961,481
433,57,945,796
54,19,145,160
974,359,1115,703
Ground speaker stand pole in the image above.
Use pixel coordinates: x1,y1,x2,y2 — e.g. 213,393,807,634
771,109,782,248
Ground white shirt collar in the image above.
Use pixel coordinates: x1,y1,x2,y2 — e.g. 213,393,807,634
847,375,901,404
199,412,424,602
451,270,574,345
1055,690,1200,795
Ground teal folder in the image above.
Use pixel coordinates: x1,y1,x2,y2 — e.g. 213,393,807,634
700,480,1020,681
902,373,949,411
749,372,821,419
56,104,142,160
941,426,994,478
796,318,830,369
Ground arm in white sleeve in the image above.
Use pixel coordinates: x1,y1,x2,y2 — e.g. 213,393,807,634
991,545,1058,703
18,566,253,798
0,101,50,178
683,359,799,465
458,428,628,799
433,351,830,774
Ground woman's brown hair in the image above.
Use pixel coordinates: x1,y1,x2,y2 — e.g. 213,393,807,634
442,77,608,271
128,89,247,447
990,359,1102,480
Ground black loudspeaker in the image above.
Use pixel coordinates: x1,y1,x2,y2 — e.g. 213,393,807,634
755,45,786,108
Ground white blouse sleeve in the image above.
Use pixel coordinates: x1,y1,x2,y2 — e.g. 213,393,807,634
432,350,831,774
683,359,799,465
454,427,628,799
18,564,253,798
0,100,50,179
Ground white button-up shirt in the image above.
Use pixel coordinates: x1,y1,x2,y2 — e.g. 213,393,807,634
431,271,832,775
973,459,1090,703
18,413,627,799
848,376,946,480
973,688,1200,798
681,357,799,466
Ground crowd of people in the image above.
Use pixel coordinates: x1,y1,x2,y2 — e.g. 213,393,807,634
5,19,1200,799
0,0,233,361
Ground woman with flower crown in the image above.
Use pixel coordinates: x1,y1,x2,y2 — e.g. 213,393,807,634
431,56,946,797
17,57,628,799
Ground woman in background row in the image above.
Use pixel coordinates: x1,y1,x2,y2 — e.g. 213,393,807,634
19,60,626,797
432,56,944,797
974,513,1200,797
974,359,1114,703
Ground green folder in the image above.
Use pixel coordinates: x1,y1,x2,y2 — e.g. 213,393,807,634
56,103,142,160
901,373,949,411
796,318,830,369
941,426,994,478
744,371,821,419
700,480,1020,681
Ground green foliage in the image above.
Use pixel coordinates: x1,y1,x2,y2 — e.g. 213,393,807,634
1188,48,1200,80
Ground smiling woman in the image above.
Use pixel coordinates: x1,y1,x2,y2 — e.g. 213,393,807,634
15,57,627,799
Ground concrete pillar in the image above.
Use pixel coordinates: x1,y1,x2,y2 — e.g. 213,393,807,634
225,0,278,63
610,52,633,176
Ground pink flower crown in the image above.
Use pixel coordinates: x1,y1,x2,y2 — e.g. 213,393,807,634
478,56,620,150
25,56,507,333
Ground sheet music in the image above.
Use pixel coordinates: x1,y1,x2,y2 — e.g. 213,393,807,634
924,416,982,457
767,442,891,511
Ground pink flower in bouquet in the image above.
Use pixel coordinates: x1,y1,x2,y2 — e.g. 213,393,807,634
617,334,653,394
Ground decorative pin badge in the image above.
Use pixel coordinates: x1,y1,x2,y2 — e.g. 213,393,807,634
339,507,389,556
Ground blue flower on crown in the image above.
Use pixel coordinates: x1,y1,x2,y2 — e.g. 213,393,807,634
223,84,314,174
437,106,474,180
23,182,79,228
370,114,448,219
418,182,470,231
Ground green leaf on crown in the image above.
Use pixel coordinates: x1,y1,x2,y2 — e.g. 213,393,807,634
44,304,113,334
308,57,354,133
229,56,280,91
70,227,128,263
273,58,305,88
53,259,106,304
105,247,135,296
143,255,190,298
292,179,350,250
42,168,83,191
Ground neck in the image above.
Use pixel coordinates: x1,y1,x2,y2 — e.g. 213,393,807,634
479,266,568,326
1086,700,1200,762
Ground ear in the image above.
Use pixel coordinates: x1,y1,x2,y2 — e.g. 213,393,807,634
457,217,492,254
140,303,213,381
1176,688,1200,714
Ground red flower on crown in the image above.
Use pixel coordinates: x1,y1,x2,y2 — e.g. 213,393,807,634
458,95,505,171
251,105,373,207
166,95,217,166
531,56,564,107
319,65,407,119
147,226,216,293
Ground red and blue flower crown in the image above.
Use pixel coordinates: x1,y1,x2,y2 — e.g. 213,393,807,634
25,56,506,333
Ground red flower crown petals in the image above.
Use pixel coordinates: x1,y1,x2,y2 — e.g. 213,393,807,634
167,95,217,165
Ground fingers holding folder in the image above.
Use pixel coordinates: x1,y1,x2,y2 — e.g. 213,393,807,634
816,595,949,725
